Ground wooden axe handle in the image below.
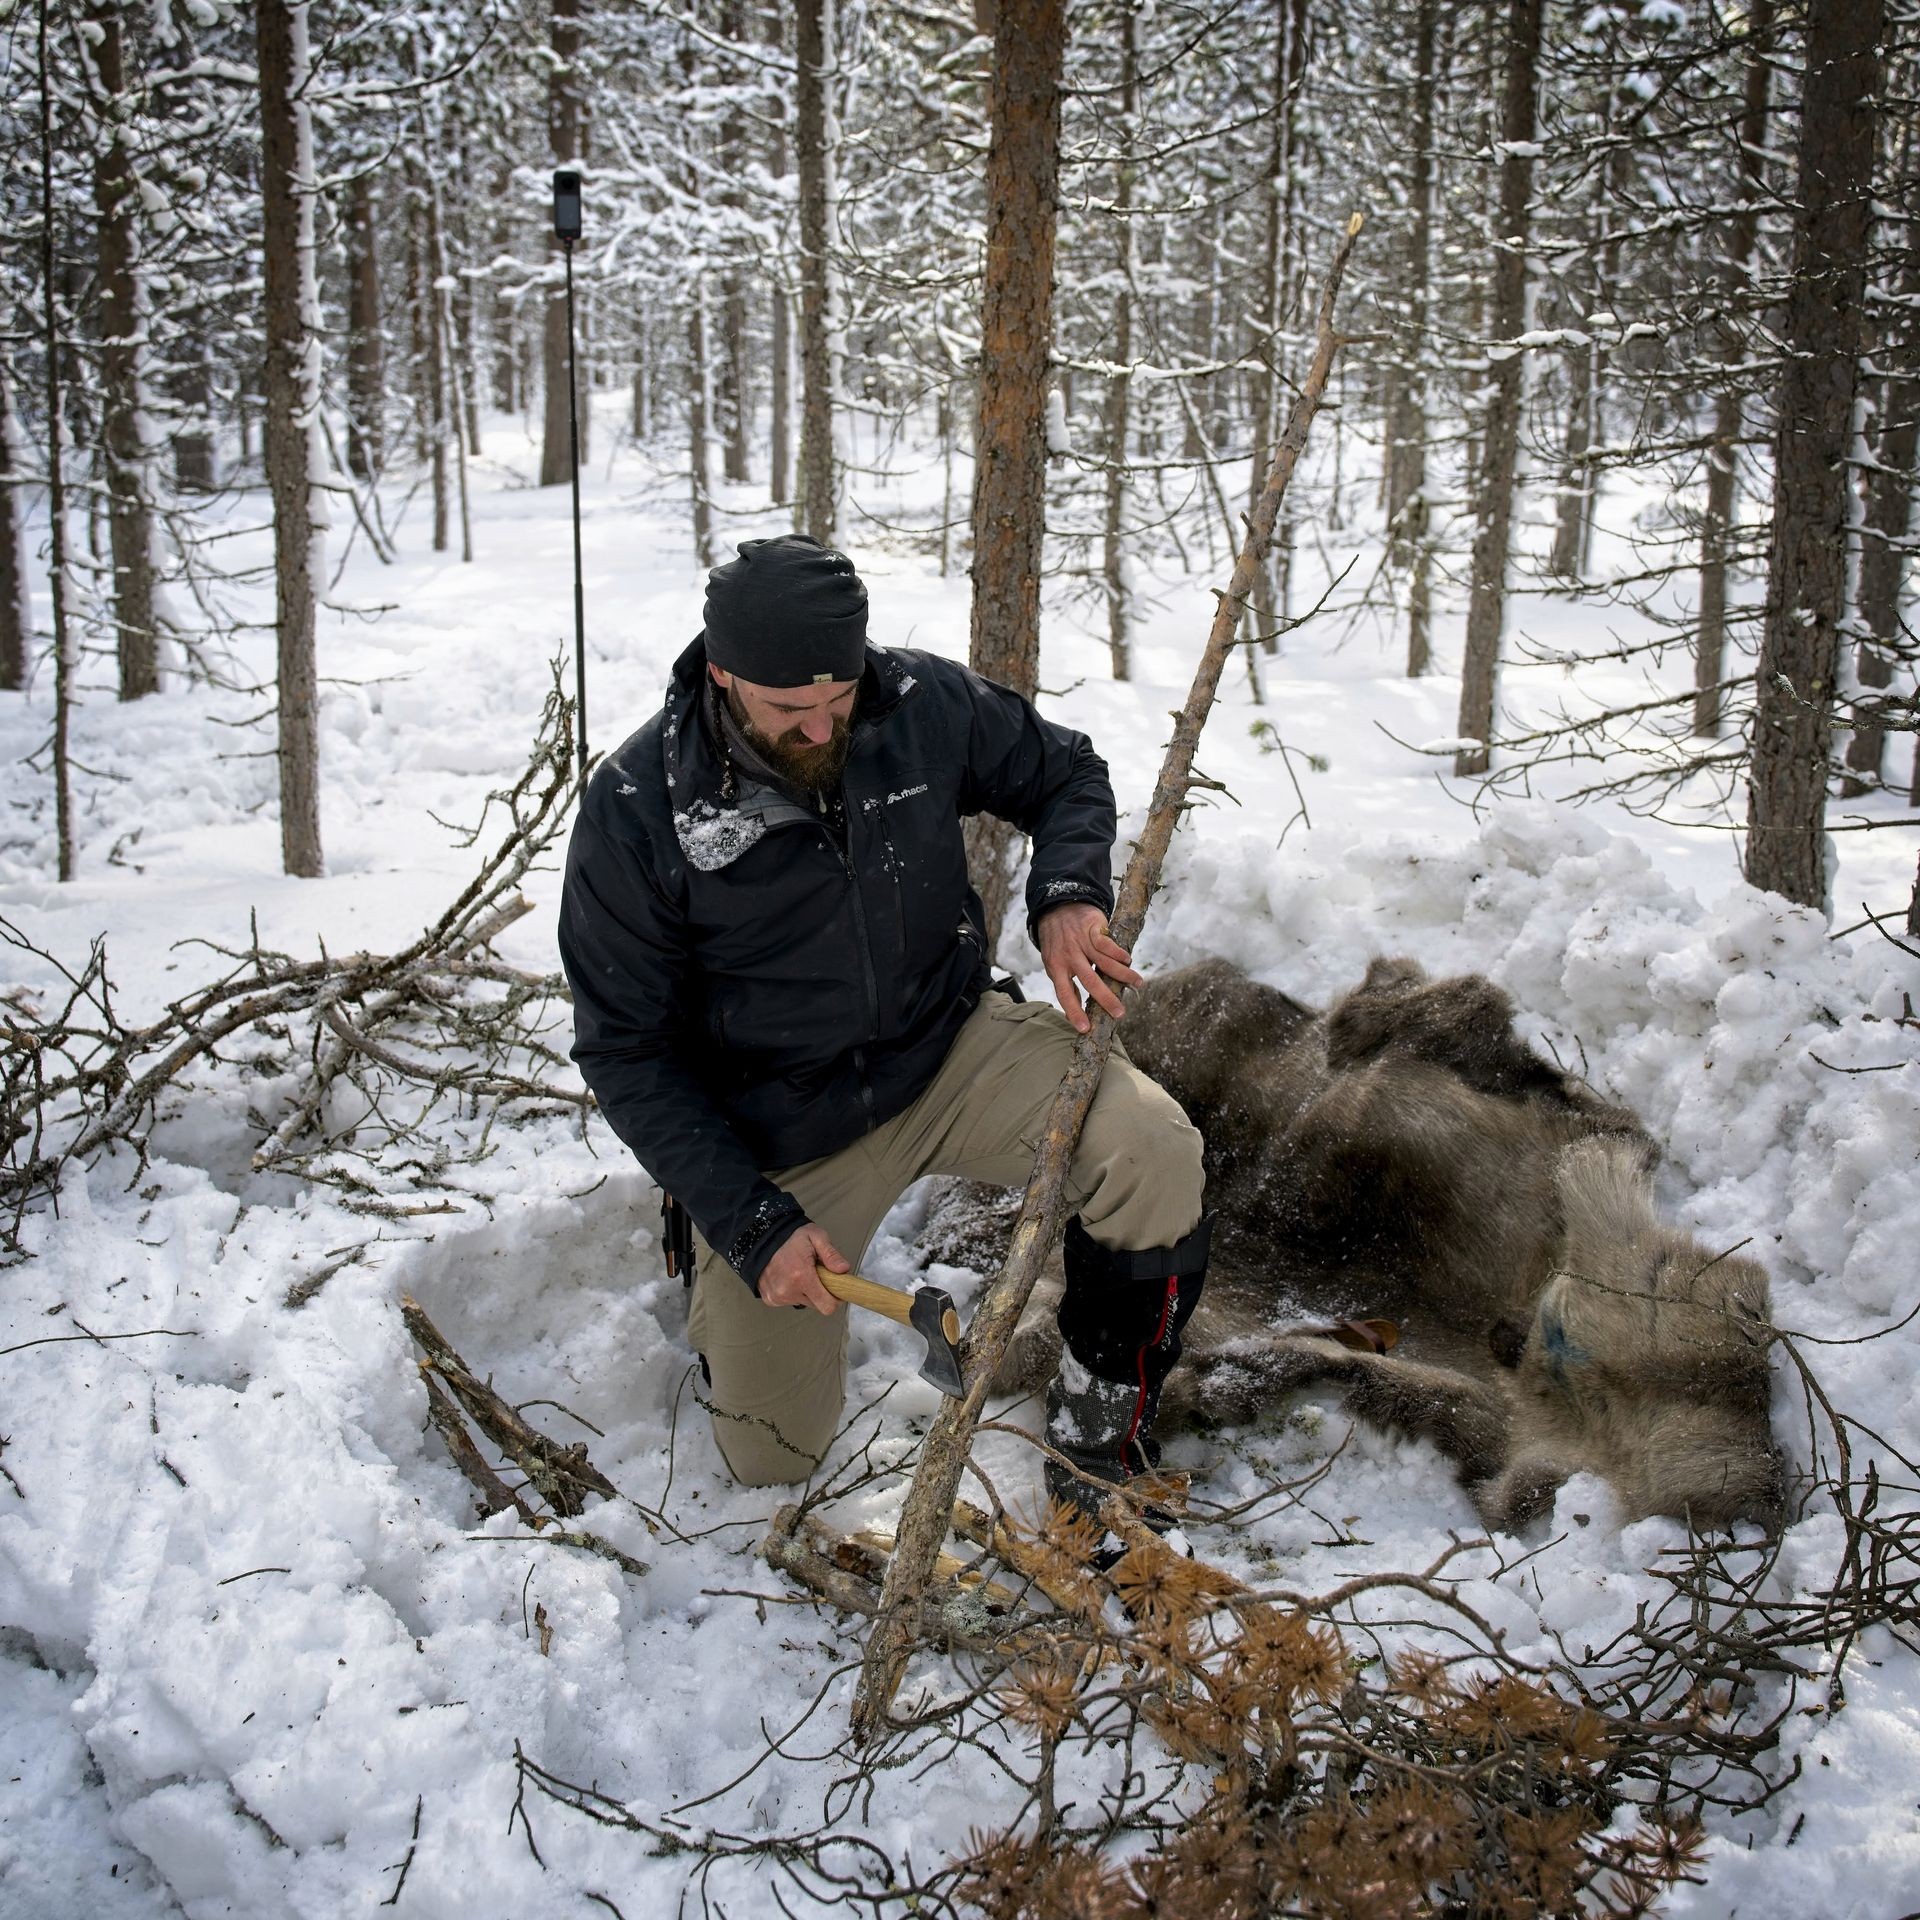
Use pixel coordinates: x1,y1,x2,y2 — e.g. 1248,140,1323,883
817,1266,961,1347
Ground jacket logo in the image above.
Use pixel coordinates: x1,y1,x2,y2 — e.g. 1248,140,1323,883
886,783,929,805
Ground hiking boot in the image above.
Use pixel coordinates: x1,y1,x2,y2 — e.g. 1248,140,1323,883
1042,1213,1211,1537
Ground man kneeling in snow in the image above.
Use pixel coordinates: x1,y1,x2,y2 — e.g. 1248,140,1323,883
558,535,1206,1499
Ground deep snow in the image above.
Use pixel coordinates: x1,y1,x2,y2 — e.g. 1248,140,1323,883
2,405,1917,1918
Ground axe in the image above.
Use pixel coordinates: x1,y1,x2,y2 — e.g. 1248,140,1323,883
815,1264,965,1398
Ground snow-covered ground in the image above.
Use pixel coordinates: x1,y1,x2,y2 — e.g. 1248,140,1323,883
2,407,1917,1918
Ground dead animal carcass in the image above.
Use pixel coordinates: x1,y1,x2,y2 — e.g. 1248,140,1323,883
931,957,1781,1533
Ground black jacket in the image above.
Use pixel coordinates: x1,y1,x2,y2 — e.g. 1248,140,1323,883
559,638,1117,1290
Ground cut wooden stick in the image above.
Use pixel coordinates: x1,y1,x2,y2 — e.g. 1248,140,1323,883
850,212,1367,1744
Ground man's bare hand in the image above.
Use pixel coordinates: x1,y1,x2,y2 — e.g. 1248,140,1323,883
1036,902,1143,1034
758,1222,849,1313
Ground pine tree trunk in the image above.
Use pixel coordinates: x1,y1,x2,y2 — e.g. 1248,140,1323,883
1102,0,1137,682
1695,0,1772,737
1390,0,1437,677
406,184,431,466
795,0,837,542
38,0,76,880
0,359,30,692
174,341,215,491
425,144,473,564
90,1,157,700
1549,337,1593,580
1744,0,1885,908
346,170,384,481
768,0,793,507
451,139,483,456
1247,0,1309,655
540,0,584,488
1453,0,1542,780
256,0,325,878
770,288,792,504
688,288,716,570
965,0,1067,952
412,151,449,554
1842,199,1916,793
969,0,1066,698
718,0,753,486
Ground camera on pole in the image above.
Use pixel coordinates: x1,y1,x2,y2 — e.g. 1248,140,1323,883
554,169,588,777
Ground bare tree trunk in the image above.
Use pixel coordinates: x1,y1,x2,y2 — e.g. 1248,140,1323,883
968,0,1066,695
768,0,793,507
90,0,158,700
540,0,584,487
965,0,1068,953
1695,0,1772,737
256,0,325,878
346,170,384,482
938,380,957,577
1842,198,1916,792
1549,335,1594,580
0,358,30,691
1101,0,1137,682
413,151,449,554
795,0,838,542
770,288,792,504
1390,0,1437,677
174,341,215,491
718,0,753,486
688,288,716,570
1246,0,1310,654
425,144,473,564
451,133,483,456
405,182,431,466
1453,0,1542,780
1744,0,1884,908
37,0,76,878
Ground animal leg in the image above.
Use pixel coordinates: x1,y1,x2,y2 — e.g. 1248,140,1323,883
1163,1336,1511,1494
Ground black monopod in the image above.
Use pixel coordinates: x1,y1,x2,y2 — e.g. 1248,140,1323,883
553,168,588,777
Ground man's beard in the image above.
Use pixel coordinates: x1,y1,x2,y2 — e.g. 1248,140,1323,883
728,687,853,793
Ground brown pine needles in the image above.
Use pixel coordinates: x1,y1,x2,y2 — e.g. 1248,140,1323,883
947,1509,1710,1920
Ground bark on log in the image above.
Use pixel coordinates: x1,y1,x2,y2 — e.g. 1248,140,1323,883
849,213,1366,1745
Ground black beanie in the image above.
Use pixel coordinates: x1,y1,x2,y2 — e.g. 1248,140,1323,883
702,535,869,686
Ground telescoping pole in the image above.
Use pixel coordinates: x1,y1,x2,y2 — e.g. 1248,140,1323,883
553,169,588,776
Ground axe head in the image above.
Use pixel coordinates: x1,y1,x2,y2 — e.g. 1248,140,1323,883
907,1286,966,1398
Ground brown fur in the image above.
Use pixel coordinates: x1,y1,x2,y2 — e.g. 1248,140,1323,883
935,957,1781,1534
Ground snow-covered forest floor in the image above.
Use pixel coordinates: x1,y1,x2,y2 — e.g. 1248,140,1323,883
2,407,1918,1918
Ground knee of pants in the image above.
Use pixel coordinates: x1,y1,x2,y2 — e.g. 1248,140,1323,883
1077,1082,1206,1249
699,1333,849,1488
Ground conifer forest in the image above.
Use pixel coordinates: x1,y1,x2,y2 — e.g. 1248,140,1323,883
1,1,1918,1915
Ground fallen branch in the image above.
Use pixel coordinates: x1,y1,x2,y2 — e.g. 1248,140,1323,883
850,210,1368,1744
402,1296,616,1518
2,672,582,1255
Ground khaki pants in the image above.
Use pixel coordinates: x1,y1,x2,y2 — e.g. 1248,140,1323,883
685,991,1206,1485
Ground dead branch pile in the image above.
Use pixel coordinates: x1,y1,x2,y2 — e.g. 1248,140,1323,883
1,674,582,1258
755,1323,1913,1919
